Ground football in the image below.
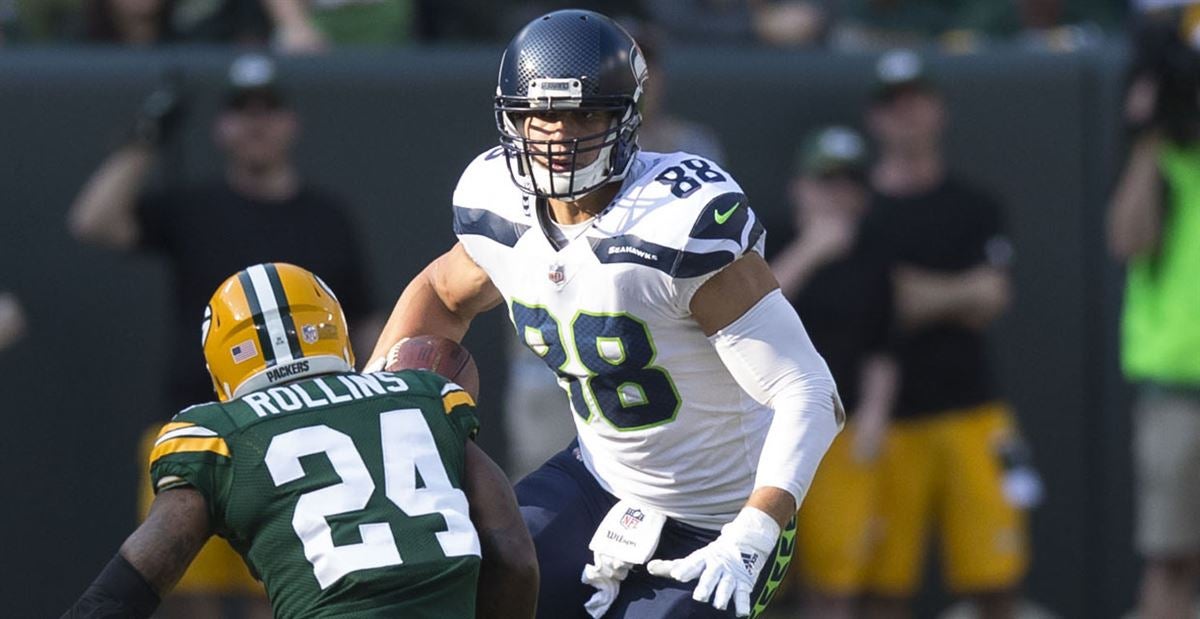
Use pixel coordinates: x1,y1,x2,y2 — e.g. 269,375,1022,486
384,335,480,400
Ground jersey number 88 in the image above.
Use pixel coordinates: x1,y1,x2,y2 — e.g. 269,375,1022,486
512,302,681,430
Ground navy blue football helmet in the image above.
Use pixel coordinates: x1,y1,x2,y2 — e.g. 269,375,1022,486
495,10,647,200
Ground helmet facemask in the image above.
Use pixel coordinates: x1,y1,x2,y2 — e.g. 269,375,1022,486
496,81,642,201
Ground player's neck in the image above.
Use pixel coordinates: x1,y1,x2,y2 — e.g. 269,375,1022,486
545,183,621,225
872,144,944,196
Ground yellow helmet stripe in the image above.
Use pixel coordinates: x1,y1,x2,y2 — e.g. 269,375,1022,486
243,264,302,363
442,390,475,413
149,436,231,466
237,268,278,366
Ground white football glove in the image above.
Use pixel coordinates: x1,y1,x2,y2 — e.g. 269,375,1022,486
646,507,780,617
581,552,633,619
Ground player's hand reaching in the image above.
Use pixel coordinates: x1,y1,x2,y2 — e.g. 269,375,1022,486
646,507,780,617
581,552,633,618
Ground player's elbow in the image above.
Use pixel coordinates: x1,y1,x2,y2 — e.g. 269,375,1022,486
809,372,843,422
510,552,540,597
488,527,539,585
477,526,539,617
772,369,841,425
794,359,837,397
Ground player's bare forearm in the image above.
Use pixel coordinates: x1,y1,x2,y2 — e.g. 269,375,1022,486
475,526,539,619
463,442,538,618
746,487,797,528
63,488,209,618
691,252,779,336
369,243,502,365
119,488,211,595
371,264,468,363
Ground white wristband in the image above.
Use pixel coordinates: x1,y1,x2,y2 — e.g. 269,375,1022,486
723,507,780,554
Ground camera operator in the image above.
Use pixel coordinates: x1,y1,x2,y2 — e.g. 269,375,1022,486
1108,14,1200,619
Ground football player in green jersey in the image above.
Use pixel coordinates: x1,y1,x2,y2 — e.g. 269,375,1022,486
64,263,537,619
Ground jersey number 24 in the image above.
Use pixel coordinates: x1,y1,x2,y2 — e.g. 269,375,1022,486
265,408,479,589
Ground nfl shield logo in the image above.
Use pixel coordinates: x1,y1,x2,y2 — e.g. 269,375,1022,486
548,264,565,285
620,508,644,530
302,324,319,344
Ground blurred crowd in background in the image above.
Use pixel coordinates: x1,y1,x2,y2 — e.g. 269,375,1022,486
0,0,1135,53
5,1,1200,618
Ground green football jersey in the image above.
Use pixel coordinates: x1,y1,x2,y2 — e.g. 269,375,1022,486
149,370,482,618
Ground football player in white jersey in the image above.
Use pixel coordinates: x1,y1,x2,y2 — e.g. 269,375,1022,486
368,10,842,619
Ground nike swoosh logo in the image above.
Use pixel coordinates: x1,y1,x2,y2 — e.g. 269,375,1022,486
714,201,741,224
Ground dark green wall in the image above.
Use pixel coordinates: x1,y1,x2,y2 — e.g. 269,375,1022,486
0,46,1134,617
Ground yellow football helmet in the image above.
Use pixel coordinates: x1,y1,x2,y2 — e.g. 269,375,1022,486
202,262,355,402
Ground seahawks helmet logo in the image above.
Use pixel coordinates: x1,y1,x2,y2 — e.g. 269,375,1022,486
630,45,647,84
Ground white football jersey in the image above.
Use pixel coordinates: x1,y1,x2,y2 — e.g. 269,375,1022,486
453,148,770,529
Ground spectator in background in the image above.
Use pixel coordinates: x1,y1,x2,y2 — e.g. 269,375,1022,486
829,0,1122,51
17,0,273,46
643,0,826,46
260,0,416,52
494,0,647,46
632,24,726,163
858,49,1032,619
940,0,1119,52
3,0,78,42
66,53,380,618
171,0,272,44
828,0,951,50
414,0,505,41
1108,15,1200,619
82,0,175,46
751,0,830,47
767,126,897,619
0,291,26,352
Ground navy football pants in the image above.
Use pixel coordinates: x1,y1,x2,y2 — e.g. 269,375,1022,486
514,442,794,619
